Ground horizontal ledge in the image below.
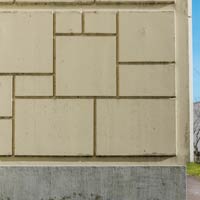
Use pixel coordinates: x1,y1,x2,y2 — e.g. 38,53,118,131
56,33,116,36
15,96,176,99
95,1,175,5
0,116,12,119
0,154,176,158
0,1,175,6
0,73,53,76
119,61,175,65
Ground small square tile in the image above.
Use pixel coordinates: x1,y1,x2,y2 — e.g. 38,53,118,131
56,12,82,33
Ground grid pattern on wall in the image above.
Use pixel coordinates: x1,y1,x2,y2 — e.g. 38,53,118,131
0,0,189,164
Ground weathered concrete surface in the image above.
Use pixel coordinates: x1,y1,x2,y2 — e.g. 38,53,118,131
187,175,200,200
0,166,185,200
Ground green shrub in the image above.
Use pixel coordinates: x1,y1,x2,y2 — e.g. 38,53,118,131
187,163,200,176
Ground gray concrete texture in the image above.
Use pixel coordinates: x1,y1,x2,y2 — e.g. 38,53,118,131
0,166,185,200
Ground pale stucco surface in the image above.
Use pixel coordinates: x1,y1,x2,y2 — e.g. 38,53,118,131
0,0,190,180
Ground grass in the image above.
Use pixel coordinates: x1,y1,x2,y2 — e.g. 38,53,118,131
187,162,200,176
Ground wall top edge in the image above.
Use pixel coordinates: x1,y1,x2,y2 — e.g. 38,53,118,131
0,1,176,6
0,164,186,167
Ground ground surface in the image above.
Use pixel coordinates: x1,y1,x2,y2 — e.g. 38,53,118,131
187,175,200,200
187,163,200,176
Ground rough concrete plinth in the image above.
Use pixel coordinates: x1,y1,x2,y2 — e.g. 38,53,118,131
0,166,185,200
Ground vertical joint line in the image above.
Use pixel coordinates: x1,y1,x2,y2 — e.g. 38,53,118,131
12,76,15,156
82,12,85,34
53,13,56,97
116,12,119,97
93,98,96,157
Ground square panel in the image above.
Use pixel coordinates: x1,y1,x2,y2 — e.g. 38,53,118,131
0,12,53,73
56,11,82,33
56,36,116,96
119,11,175,62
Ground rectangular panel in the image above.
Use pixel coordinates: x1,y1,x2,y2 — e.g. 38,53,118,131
0,77,12,116
15,99,93,156
0,12,53,73
84,11,116,33
96,99,176,156
97,0,174,2
16,0,93,3
119,64,175,96
0,120,12,155
0,0,13,2
15,76,53,96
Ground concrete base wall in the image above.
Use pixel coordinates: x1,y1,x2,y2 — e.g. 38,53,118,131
0,166,185,200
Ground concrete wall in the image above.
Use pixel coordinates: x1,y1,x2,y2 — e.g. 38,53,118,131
0,0,190,199
0,166,186,200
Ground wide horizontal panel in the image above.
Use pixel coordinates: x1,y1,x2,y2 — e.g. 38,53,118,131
97,99,176,156
84,11,116,34
97,0,174,2
15,99,93,156
15,76,53,96
119,64,175,96
0,167,185,200
16,0,93,2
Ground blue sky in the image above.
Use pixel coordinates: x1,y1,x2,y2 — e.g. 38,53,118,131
193,0,200,102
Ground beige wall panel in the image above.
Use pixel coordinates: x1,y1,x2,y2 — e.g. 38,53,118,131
15,76,53,96
119,11,175,62
0,77,12,116
0,0,13,2
0,0,189,166
0,120,12,156
16,0,93,3
84,12,116,33
119,64,175,96
97,0,174,2
0,12,53,73
96,99,176,156
15,99,93,156
56,36,116,96
56,12,82,33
